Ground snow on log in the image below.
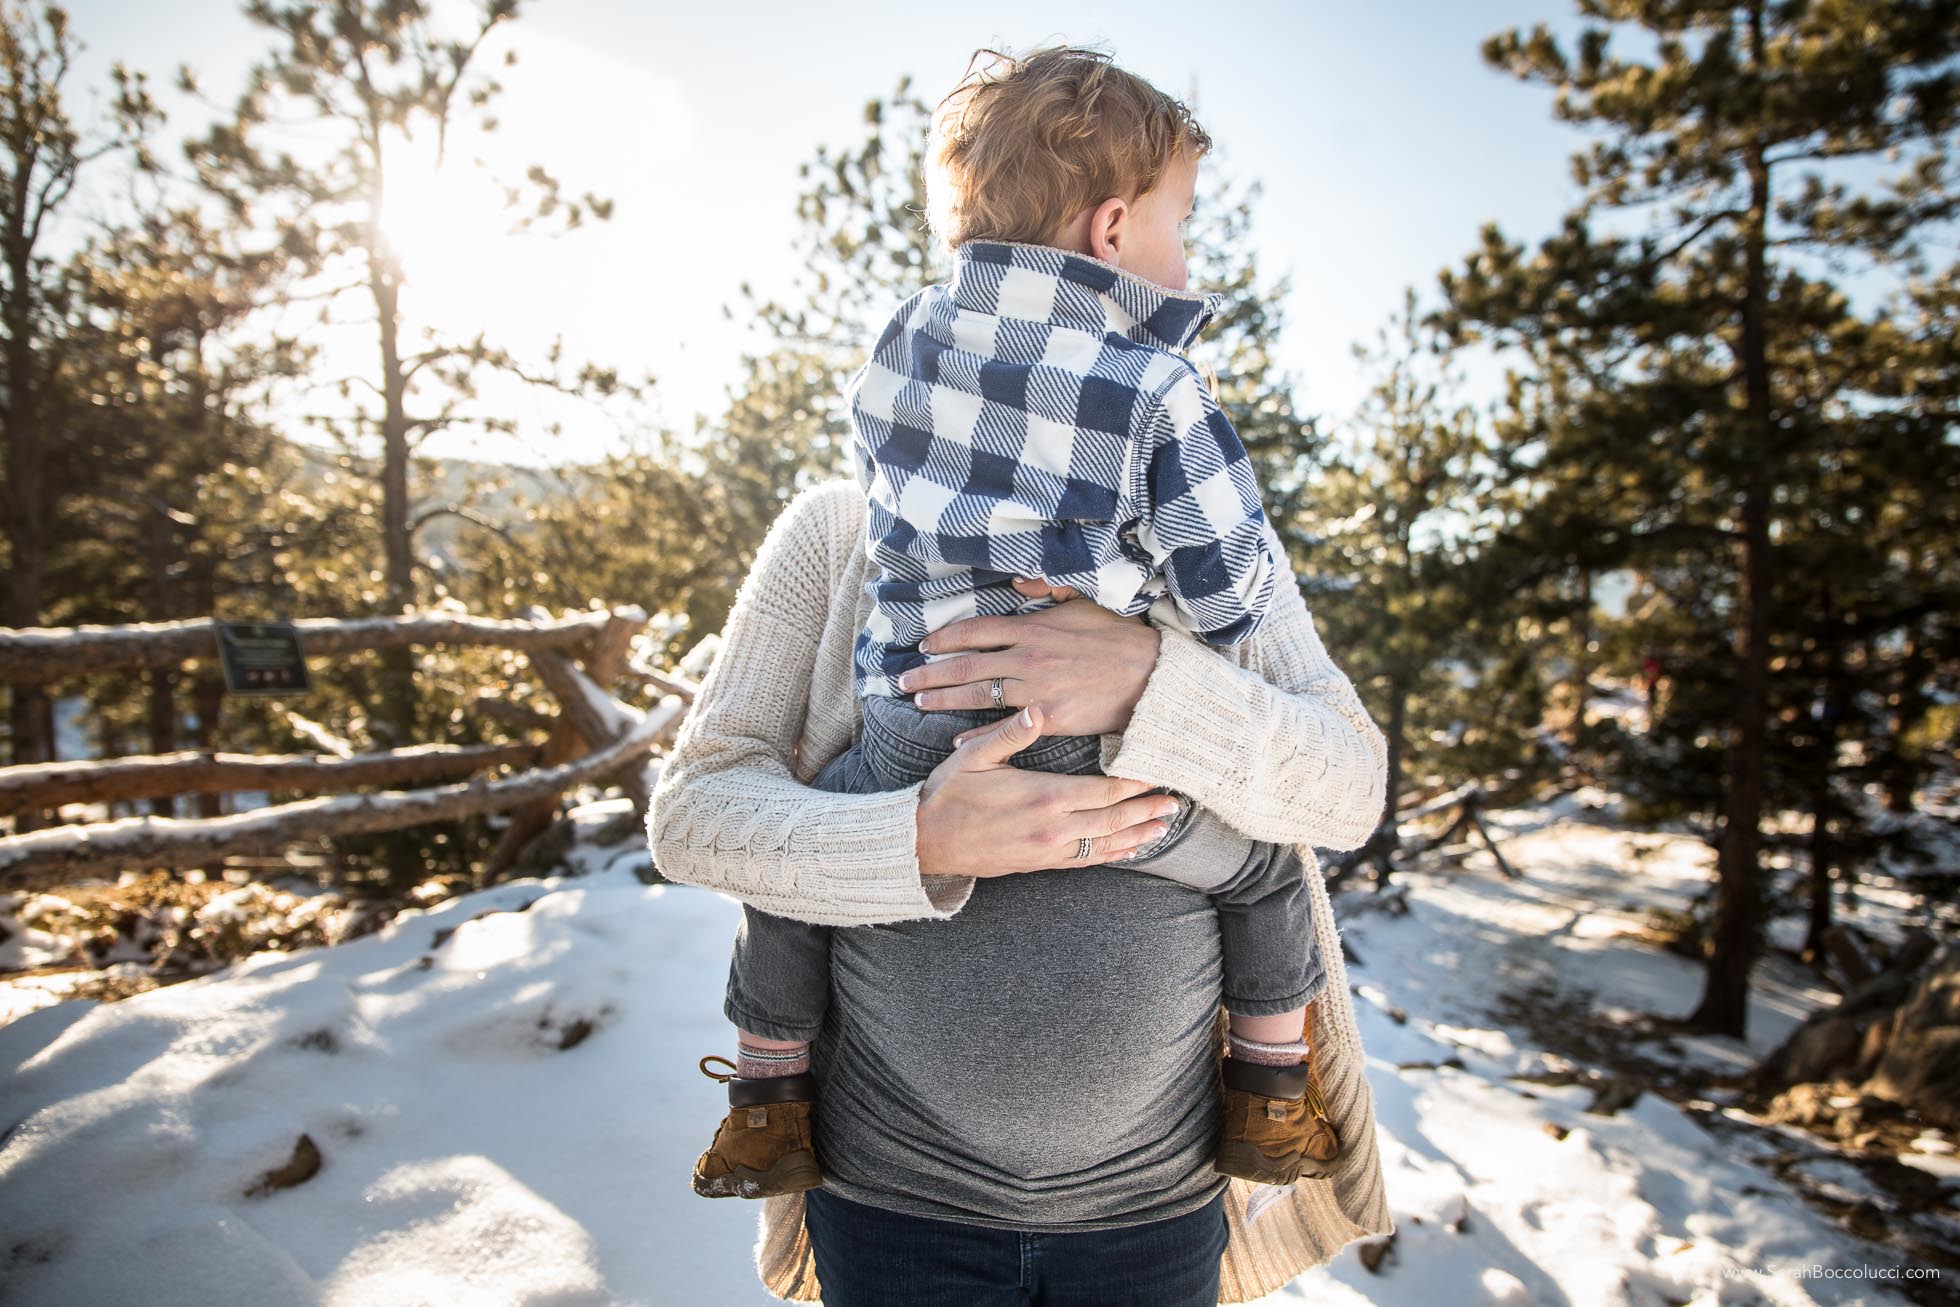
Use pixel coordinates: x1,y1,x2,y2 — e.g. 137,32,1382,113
0,705,678,884
0,610,633,684
0,741,543,814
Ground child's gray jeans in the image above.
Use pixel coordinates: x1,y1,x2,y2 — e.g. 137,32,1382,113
724,692,1326,1043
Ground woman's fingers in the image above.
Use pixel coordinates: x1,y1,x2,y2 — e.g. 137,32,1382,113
917,582,1080,660
905,651,1018,710
918,614,1017,656
1055,796,1183,865
918,749,1178,878
949,704,1032,749
948,703,1046,766
1058,786,1186,864
1098,790,1188,839
1061,821,1166,865
1010,575,1084,602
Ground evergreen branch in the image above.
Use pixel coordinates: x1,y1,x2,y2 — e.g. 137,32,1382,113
407,502,515,544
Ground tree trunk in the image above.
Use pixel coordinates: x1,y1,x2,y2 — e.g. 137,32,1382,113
1884,619,1927,814
145,507,179,818
369,159,421,889
4,231,52,829
372,242,417,752
1564,571,1594,752
1384,676,1409,838
1690,11,1774,1039
190,559,224,820
1803,587,1843,962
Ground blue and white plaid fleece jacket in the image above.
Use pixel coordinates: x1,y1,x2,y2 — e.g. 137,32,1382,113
844,238,1278,701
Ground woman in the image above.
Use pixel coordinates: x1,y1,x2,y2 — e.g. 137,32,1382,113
647,479,1395,1303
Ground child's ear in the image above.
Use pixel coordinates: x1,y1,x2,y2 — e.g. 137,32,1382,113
1088,195,1127,262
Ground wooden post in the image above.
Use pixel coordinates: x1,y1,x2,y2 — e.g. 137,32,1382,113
483,609,645,879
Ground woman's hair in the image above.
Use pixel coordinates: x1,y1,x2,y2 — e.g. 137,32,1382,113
924,45,1212,252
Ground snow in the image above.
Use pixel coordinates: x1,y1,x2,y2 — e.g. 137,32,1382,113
53,695,91,762
0,894,72,973
0,791,1949,1305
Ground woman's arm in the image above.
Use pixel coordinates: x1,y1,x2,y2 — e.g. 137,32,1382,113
646,483,1179,928
922,519,1389,852
1095,532,1390,851
645,486,969,928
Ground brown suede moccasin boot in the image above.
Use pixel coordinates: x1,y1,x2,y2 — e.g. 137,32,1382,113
691,1055,824,1199
1213,1048,1345,1185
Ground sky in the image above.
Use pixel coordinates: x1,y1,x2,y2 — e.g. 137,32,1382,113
58,0,1592,468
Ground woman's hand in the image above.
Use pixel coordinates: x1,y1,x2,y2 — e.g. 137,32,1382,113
913,703,1187,878
897,577,1162,738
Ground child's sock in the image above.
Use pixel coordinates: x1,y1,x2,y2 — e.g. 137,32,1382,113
1226,1004,1313,1065
735,1036,811,1080
1227,1034,1311,1067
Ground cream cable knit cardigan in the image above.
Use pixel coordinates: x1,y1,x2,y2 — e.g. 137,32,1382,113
646,478,1396,1302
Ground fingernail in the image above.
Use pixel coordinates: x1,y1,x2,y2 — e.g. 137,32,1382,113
897,673,912,690
1157,802,1180,819
952,734,966,747
1019,706,1033,726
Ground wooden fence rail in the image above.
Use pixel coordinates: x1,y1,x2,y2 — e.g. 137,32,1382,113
0,606,699,888
0,610,622,684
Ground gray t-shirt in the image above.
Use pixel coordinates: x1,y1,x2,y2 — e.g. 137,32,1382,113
811,863,1230,1231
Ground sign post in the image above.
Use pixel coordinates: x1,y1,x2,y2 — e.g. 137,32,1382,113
215,621,312,696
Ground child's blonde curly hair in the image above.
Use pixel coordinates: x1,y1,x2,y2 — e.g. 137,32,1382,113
924,45,1212,252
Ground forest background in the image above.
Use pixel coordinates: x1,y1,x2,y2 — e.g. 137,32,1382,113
0,0,1954,1047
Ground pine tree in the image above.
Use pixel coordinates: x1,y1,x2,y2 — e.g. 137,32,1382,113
0,1,158,808
1299,292,1522,841
691,80,941,610
1438,0,1960,1036
1182,173,1323,554
56,189,313,816
180,0,636,761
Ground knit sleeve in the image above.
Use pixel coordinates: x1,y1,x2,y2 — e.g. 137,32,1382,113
644,485,976,927
1121,366,1278,647
1096,519,1389,851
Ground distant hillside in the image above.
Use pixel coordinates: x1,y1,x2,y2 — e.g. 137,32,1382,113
276,436,578,565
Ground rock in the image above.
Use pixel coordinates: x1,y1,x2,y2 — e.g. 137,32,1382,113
1751,940,1960,1132
1862,942,1960,1131
245,1133,321,1198
1587,1075,1645,1116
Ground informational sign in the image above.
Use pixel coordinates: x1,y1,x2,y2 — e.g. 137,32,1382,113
215,621,312,695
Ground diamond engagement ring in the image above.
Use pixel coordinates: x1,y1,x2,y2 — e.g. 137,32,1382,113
1075,837,1094,861
989,677,1005,709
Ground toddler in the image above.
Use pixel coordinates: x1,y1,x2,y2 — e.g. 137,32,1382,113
692,45,1343,1201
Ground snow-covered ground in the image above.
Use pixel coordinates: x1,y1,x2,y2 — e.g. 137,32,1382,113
2,791,1953,1306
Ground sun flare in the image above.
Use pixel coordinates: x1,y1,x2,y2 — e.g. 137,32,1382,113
374,130,521,321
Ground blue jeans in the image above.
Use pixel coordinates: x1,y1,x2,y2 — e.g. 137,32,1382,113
803,1186,1230,1307
725,691,1325,1041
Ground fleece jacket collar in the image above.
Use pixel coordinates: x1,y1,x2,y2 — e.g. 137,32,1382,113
948,238,1224,355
